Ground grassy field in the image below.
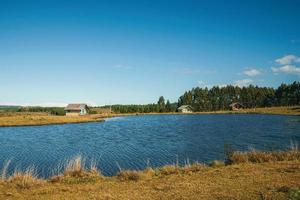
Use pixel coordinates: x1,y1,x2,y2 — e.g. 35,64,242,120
188,106,300,116
0,112,106,127
232,106,300,115
0,150,299,200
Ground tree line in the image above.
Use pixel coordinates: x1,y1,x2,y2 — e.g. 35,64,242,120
99,96,178,113
3,81,298,115
102,81,300,113
17,107,66,115
178,81,300,112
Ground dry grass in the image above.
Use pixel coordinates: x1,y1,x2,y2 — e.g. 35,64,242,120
0,112,105,127
0,159,298,199
7,167,43,189
209,160,225,167
50,156,101,184
117,170,143,181
190,106,300,116
229,149,300,164
240,106,300,116
64,155,85,177
1,160,11,180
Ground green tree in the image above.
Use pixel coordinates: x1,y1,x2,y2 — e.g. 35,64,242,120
158,96,166,112
165,100,172,112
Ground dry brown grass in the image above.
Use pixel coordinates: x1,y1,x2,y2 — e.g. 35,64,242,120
229,149,300,164
7,167,44,189
209,160,225,167
0,112,106,127
49,156,101,184
64,155,85,177
240,106,300,115
117,170,143,181
0,160,298,199
191,106,300,116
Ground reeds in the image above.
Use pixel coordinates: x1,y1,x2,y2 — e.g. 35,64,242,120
0,147,299,186
228,148,300,164
8,166,42,189
1,159,11,180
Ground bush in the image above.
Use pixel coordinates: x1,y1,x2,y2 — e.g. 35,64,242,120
117,170,142,181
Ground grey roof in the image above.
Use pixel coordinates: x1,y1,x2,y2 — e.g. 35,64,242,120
64,104,88,111
178,105,193,110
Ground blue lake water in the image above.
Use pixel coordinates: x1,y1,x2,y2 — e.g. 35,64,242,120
0,114,299,177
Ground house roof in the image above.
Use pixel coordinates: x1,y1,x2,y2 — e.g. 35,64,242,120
64,104,88,111
178,105,193,110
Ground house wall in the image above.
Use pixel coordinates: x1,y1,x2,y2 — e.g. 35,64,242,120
178,108,193,113
80,109,87,115
66,109,88,116
66,112,80,116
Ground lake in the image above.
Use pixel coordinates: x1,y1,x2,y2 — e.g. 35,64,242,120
0,114,299,177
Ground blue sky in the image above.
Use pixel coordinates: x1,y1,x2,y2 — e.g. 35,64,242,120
0,0,299,106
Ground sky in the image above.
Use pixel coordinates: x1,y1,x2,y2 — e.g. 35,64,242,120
0,0,299,106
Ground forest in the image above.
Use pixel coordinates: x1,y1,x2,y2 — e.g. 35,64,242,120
105,81,300,113
177,81,300,112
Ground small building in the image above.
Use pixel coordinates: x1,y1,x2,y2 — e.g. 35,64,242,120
229,102,243,111
64,104,89,116
177,105,193,113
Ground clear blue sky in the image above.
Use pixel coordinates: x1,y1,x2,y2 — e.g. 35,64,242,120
0,0,299,106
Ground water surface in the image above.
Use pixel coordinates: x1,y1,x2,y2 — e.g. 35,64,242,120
0,114,299,177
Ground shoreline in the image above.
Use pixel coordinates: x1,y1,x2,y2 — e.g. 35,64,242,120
0,106,300,127
0,106,299,127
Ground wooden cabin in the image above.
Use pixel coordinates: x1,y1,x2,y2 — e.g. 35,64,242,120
229,102,243,111
64,104,89,116
177,105,193,113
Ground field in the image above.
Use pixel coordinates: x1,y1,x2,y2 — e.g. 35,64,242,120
0,150,299,200
231,106,300,115
0,112,106,127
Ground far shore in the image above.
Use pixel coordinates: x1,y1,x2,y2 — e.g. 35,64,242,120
0,106,299,127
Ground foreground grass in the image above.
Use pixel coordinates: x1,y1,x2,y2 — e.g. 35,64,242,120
0,150,299,200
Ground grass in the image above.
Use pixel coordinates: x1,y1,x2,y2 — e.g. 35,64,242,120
229,149,300,164
0,150,299,199
8,167,43,189
190,105,300,116
0,112,106,127
227,142,299,164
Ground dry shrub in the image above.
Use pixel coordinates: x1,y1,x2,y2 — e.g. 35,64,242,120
247,151,277,163
229,152,248,164
158,165,179,175
142,167,155,178
64,155,85,177
210,160,225,167
50,175,63,183
51,156,101,183
182,162,206,173
8,167,42,189
117,170,142,181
